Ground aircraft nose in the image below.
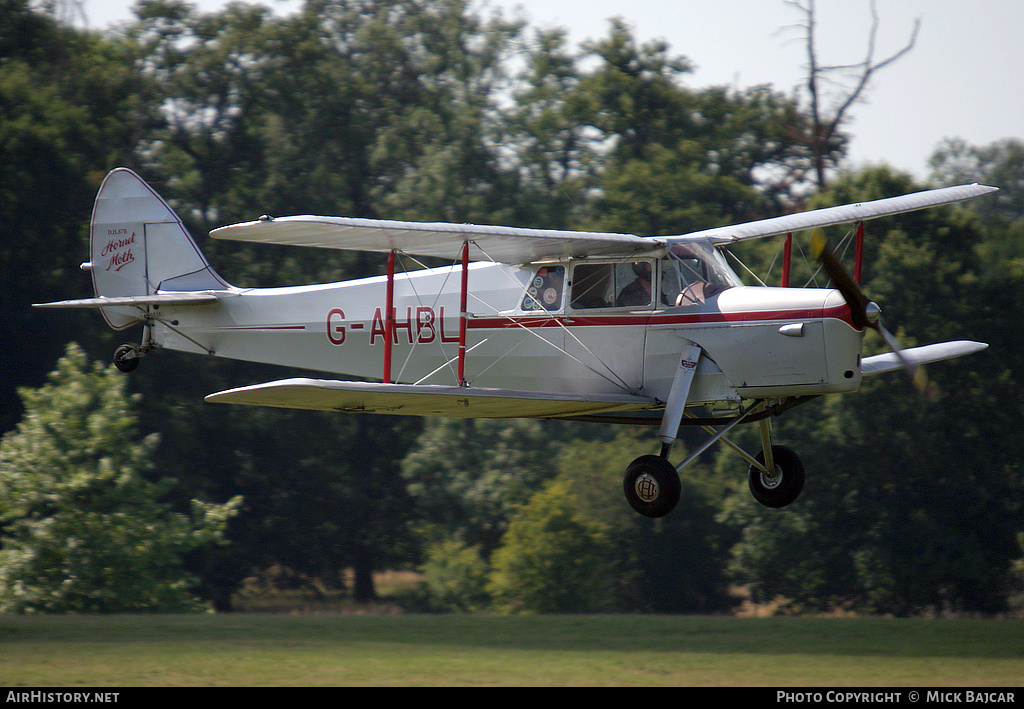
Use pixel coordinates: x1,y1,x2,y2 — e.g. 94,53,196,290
824,288,859,329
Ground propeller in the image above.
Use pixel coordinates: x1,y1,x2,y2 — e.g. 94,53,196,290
809,229,930,392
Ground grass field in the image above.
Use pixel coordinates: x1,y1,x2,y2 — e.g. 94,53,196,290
1,614,1022,687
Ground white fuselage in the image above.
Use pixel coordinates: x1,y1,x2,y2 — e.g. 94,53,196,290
152,258,865,408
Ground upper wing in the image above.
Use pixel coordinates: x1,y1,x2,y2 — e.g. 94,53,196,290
667,184,998,245
204,378,660,419
211,216,659,263
210,183,997,263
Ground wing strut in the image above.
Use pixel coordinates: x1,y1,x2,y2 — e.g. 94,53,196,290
782,233,793,287
384,250,396,383
855,221,864,284
384,241,470,387
458,241,469,386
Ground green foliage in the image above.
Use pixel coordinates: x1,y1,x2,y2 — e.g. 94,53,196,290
931,137,1024,225
0,344,241,613
573,21,816,225
403,426,737,614
0,0,154,430
593,142,763,236
554,429,739,613
401,418,564,555
416,537,490,612
931,137,1024,284
502,28,594,230
488,479,616,613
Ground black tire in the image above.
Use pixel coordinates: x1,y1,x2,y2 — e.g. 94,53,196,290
113,344,139,373
623,454,681,518
748,445,804,508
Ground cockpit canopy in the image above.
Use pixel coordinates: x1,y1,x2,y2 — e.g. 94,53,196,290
520,239,742,312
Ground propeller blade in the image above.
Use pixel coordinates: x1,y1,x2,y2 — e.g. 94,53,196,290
877,322,929,391
810,229,872,328
809,229,929,392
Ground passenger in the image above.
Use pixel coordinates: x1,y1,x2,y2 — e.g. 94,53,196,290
616,262,653,306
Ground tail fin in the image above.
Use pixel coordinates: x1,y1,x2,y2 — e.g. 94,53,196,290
88,168,227,329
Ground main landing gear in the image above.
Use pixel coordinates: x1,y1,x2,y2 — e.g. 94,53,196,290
622,398,806,518
618,411,802,518
747,444,804,509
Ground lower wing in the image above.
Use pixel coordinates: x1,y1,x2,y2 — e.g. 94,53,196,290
205,379,660,419
860,340,988,376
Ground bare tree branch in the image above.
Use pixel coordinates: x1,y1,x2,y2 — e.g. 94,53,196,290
786,0,920,188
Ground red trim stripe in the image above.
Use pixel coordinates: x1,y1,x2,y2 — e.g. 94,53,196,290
213,325,307,331
468,304,856,330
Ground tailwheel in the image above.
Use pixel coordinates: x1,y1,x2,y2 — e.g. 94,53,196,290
113,344,141,373
623,454,681,518
113,323,155,373
748,445,804,508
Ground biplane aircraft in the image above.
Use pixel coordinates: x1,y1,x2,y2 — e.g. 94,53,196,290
35,168,996,517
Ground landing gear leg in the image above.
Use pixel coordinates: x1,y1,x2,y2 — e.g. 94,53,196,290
655,343,702,459
747,418,804,508
113,323,154,373
623,343,701,518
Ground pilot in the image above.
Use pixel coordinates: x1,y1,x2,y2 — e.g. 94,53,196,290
662,245,731,306
616,261,652,306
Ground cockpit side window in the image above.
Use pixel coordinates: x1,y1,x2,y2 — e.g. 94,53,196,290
660,255,704,305
661,242,740,306
569,263,613,309
520,265,566,311
570,261,654,310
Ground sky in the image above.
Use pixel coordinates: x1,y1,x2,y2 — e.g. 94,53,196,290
77,0,1024,179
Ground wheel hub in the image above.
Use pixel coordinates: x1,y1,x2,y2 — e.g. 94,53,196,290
760,465,783,490
634,473,660,502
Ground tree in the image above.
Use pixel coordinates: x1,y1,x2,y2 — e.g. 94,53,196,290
930,137,1024,226
570,19,817,232
555,428,739,613
488,479,616,613
128,0,523,241
416,537,490,612
0,344,240,613
119,0,501,605
593,142,762,237
501,27,596,230
576,18,695,162
0,0,156,431
401,418,565,556
786,0,919,187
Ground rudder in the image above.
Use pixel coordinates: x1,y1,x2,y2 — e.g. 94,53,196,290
89,168,226,329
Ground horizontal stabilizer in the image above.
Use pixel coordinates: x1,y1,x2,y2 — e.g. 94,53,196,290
205,378,659,419
33,291,223,309
861,340,988,376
